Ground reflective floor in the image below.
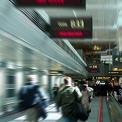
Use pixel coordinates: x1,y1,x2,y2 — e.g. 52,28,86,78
8,97,110,122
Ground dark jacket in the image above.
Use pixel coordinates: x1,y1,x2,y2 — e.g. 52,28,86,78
18,83,43,111
56,86,81,117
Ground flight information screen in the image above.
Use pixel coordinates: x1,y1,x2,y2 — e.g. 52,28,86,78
50,17,92,38
15,0,86,8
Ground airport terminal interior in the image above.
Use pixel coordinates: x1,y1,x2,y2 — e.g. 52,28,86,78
0,0,122,122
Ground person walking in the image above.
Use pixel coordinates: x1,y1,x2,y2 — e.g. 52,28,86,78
56,77,82,122
18,76,47,122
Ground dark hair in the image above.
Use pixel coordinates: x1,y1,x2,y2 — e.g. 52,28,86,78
83,80,88,85
64,79,68,85
74,82,78,86
26,76,32,82
82,85,87,90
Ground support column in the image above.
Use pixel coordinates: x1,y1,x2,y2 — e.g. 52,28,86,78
48,75,53,101
54,75,64,87
48,74,64,101
117,28,122,52
0,68,6,115
39,73,49,91
117,1,122,52
15,69,24,92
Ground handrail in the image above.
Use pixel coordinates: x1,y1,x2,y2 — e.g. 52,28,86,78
107,95,122,122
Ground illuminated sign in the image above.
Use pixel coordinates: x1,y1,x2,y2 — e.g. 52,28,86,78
15,0,86,8
112,49,122,67
87,65,99,73
50,17,92,38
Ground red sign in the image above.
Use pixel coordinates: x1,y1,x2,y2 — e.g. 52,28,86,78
50,17,92,38
87,65,99,73
16,0,86,8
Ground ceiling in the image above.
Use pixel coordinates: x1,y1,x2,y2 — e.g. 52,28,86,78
35,1,120,76
0,0,88,77
0,0,120,77
36,0,119,59
36,0,117,42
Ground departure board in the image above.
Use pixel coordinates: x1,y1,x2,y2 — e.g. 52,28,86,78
50,17,92,38
15,0,86,8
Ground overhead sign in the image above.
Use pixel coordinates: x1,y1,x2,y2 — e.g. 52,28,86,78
50,17,92,38
87,65,99,73
113,55,122,65
112,49,122,67
15,0,86,8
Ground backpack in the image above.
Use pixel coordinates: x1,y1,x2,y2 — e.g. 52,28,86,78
60,86,75,105
60,86,89,121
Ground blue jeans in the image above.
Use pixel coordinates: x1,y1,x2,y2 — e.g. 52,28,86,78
63,116,77,122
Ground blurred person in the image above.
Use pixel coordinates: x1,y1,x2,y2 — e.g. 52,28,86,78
56,76,82,122
52,83,59,112
74,82,82,98
81,84,91,114
52,83,59,99
59,83,64,92
107,81,113,95
91,80,96,97
114,78,122,104
39,85,49,108
18,76,47,122
83,80,94,101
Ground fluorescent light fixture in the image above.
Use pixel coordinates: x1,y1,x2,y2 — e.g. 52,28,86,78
73,10,77,18
36,9,50,24
113,68,118,71
117,11,122,27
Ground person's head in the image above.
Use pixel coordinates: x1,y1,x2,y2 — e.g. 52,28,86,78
63,77,72,86
119,83,122,88
54,83,58,87
82,84,87,90
114,81,119,86
26,76,33,82
82,80,88,87
74,82,78,87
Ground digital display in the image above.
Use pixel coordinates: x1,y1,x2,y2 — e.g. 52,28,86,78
15,0,86,8
50,17,92,38
87,65,99,73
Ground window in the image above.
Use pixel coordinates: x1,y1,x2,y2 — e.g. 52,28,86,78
6,75,15,98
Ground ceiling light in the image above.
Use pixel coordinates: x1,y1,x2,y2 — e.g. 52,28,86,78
73,10,77,18
93,45,101,51
113,68,118,71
